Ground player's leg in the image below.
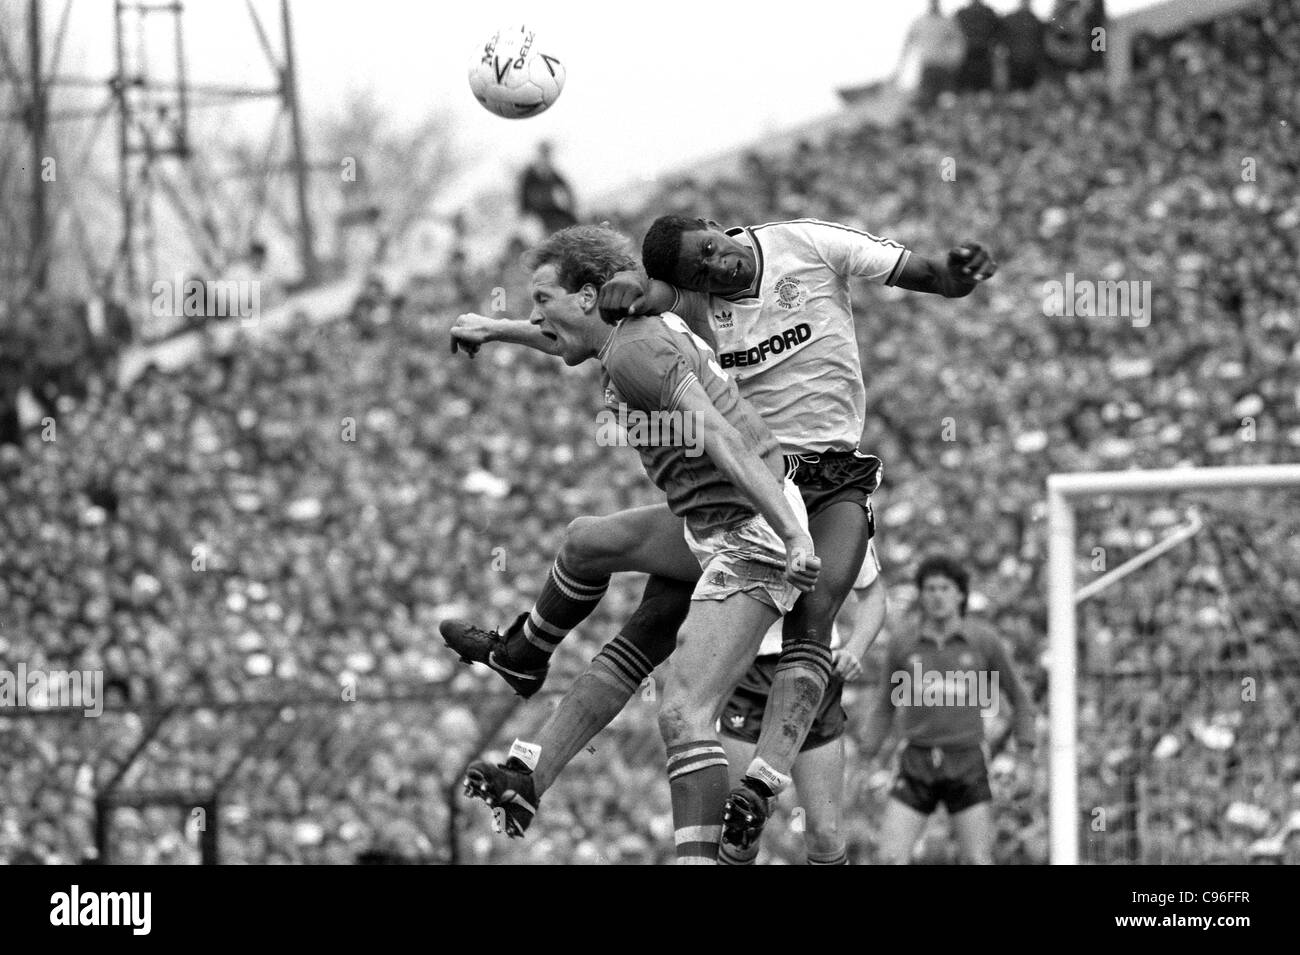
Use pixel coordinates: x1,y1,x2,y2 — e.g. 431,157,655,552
441,503,698,695
950,802,995,865
792,735,849,865
522,573,692,795
717,733,761,864
945,746,996,864
727,500,869,840
878,798,931,865
463,574,691,836
659,592,779,864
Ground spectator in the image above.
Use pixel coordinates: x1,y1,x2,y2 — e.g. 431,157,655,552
954,0,1002,92
1001,0,1047,91
898,0,967,108
518,141,577,236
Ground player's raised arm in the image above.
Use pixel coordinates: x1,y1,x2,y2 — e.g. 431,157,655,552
893,242,998,298
673,378,820,592
449,312,562,358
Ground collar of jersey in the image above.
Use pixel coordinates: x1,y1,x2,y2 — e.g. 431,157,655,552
722,226,764,301
597,325,617,361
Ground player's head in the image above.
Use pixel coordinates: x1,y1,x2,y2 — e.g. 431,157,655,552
915,554,969,620
642,214,757,296
524,225,637,365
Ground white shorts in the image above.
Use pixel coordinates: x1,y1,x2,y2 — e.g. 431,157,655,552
683,477,809,614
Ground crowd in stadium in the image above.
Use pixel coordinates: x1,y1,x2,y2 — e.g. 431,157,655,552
2,0,1299,864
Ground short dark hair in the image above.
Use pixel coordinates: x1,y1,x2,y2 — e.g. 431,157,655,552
641,214,707,282
915,554,970,613
523,225,637,295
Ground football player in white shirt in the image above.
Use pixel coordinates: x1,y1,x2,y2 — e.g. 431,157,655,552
444,216,994,850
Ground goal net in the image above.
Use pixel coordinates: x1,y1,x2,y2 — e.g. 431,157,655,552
1047,465,1300,864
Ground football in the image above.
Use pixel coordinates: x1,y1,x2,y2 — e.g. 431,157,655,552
468,25,565,119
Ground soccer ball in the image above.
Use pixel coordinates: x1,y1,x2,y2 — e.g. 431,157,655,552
468,25,565,119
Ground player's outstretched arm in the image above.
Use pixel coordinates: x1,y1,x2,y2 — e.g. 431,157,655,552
596,271,677,322
894,243,997,298
450,312,561,357
674,379,820,592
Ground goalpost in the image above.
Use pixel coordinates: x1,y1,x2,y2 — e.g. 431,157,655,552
1047,463,1300,865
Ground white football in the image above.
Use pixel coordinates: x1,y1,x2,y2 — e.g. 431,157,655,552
468,25,565,119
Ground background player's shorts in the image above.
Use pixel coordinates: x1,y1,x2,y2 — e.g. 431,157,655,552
684,477,808,614
785,450,882,525
890,743,992,815
718,654,846,751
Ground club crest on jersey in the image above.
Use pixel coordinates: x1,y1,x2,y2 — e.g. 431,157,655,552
712,308,734,329
774,276,807,309
603,386,618,408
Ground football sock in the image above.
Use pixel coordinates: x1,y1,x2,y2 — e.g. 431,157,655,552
527,576,691,795
748,640,833,789
506,556,609,668
666,740,730,864
807,844,849,865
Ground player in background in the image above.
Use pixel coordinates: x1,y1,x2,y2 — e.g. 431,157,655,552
446,214,996,848
861,555,1036,864
717,541,887,864
465,223,819,863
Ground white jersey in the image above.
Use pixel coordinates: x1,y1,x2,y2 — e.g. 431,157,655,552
674,219,909,456
755,538,881,657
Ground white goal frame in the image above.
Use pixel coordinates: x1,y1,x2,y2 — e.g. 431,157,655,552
1047,463,1300,865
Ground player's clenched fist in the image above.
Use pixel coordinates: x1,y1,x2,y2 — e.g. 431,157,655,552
784,534,821,593
947,242,997,283
450,312,499,357
596,270,651,323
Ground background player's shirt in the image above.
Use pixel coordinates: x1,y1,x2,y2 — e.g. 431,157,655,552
881,620,1028,748
673,219,909,456
599,312,784,536
754,537,880,657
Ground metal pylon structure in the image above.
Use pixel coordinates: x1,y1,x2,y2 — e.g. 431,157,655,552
0,0,319,332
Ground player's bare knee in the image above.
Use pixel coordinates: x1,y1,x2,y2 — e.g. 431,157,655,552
805,824,844,857
560,514,616,575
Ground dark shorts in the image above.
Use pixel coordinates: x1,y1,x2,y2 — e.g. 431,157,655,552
719,655,846,752
785,450,882,528
891,743,992,815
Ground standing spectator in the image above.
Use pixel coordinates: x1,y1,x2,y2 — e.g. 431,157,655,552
518,141,577,236
1001,0,1046,91
954,0,1002,92
1045,0,1106,77
898,0,967,108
